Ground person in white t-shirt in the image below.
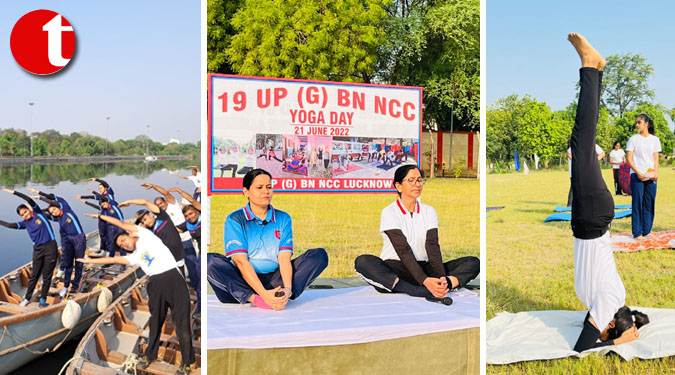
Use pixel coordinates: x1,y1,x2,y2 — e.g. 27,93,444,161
142,182,201,310
566,142,604,207
354,165,479,305
76,216,194,374
177,166,202,203
609,141,626,195
626,113,662,239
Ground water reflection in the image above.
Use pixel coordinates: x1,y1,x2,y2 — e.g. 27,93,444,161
0,160,196,188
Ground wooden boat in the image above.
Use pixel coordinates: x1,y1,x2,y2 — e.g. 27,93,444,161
66,276,201,375
0,231,143,374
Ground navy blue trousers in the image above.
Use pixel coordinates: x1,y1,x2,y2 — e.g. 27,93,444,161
630,174,657,237
207,248,328,304
60,234,86,291
183,239,200,309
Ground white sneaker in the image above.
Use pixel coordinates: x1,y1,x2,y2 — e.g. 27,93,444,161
56,269,65,278
19,299,29,307
59,288,67,298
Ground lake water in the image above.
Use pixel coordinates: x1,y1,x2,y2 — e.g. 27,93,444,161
0,160,200,375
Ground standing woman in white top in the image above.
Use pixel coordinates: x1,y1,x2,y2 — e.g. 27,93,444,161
609,141,626,195
626,113,662,239
354,165,479,305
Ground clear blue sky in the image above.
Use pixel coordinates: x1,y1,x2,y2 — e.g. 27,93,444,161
1,2,200,143
488,0,675,122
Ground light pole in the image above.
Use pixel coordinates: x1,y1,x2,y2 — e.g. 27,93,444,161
177,129,181,157
28,102,34,157
105,116,110,156
146,125,150,156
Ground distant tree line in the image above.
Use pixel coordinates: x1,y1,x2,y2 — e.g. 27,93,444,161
0,129,200,157
487,53,675,169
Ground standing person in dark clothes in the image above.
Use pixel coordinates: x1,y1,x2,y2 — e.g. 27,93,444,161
564,33,646,352
117,198,186,276
207,169,328,310
79,194,125,256
168,187,202,310
354,165,479,305
28,188,86,297
142,183,200,305
0,189,58,307
77,215,194,375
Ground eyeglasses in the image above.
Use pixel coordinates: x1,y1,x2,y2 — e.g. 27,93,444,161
406,178,426,185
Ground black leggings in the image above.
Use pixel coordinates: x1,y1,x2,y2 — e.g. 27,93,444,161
612,168,622,195
570,68,614,239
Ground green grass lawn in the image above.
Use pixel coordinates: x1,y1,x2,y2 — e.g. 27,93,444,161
210,178,479,278
487,168,675,374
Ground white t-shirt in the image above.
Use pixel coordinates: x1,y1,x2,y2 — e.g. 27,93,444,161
626,134,661,175
608,149,625,169
379,199,438,262
567,145,603,177
124,226,178,276
187,172,201,188
166,202,191,242
574,231,625,333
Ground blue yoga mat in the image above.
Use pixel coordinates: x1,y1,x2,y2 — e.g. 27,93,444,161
545,209,632,222
554,204,631,212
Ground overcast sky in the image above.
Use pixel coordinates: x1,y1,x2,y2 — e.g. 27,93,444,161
1,1,201,143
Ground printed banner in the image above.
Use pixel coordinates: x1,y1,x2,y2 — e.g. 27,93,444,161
208,74,422,193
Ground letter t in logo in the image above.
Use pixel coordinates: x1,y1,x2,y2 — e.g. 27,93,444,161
43,15,74,67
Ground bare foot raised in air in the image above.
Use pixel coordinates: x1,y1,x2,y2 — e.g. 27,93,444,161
568,33,605,70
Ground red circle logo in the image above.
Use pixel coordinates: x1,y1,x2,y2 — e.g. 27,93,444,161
10,10,76,75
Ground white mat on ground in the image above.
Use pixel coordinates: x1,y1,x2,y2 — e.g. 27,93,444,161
487,307,675,364
208,286,479,350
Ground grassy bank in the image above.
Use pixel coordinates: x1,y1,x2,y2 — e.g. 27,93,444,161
210,178,479,278
487,168,675,374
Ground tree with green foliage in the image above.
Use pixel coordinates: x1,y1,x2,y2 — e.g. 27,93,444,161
375,0,479,131
207,0,243,73
226,0,387,82
601,53,654,117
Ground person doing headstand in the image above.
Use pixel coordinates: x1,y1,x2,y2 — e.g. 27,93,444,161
566,33,648,352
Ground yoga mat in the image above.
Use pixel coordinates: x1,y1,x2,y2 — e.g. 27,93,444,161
554,204,631,212
487,307,675,364
487,206,505,212
207,286,479,350
611,230,675,252
544,210,631,222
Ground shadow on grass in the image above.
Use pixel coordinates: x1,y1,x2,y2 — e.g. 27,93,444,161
487,280,574,315
519,200,559,206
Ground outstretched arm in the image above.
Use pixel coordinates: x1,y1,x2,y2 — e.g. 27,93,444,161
89,178,110,189
81,200,100,210
140,183,176,204
28,188,56,201
4,189,38,210
168,187,201,211
85,213,137,233
118,199,160,214
0,220,20,229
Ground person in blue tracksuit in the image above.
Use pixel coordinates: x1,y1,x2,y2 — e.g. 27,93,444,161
29,188,86,297
0,189,58,307
80,195,125,257
80,178,116,255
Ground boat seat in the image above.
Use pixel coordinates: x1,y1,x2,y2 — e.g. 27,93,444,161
0,280,20,304
2,279,22,303
85,277,111,285
113,304,143,334
20,268,30,287
131,288,150,312
94,327,126,365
